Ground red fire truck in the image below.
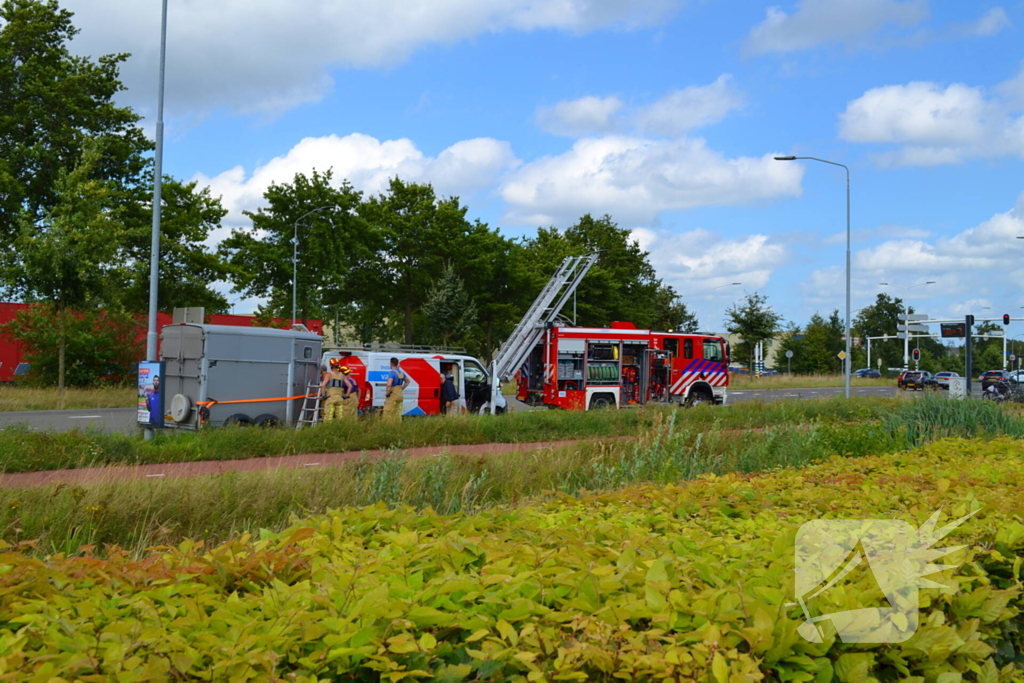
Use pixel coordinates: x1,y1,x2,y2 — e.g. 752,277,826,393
516,321,728,410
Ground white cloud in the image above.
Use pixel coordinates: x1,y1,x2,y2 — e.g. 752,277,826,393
823,223,931,245
804,192,1024,315
839,69,1024,165
536,96,624,137
63,0,678,118
961,7,1011,37
195,133,519,234
500,136,804,225
744,0,928,55
633,75,745,137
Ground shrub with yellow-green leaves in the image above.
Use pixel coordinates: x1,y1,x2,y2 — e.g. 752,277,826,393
0,437,1022,682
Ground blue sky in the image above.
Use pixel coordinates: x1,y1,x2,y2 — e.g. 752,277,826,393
64,0,1024,334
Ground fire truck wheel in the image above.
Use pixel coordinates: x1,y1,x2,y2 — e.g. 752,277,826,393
684,389,713,408
589,394,615,410
223,413,253,427
253,413,282,428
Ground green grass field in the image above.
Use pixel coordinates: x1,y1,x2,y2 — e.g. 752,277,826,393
0,385,135,412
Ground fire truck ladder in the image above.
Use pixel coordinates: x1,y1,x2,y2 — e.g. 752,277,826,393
296,381,323,428
490,253,598,388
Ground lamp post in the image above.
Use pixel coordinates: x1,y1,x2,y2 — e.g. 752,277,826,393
144,0,168,442
711,282,742,334
775,155,851,398
878,281,935,370
291,205,335,327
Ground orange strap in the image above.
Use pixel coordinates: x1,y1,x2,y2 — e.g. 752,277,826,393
196,393,311,407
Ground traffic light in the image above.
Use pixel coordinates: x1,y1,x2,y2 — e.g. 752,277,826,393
966,314,975,326
1004,314,1011,325
912,348,921,362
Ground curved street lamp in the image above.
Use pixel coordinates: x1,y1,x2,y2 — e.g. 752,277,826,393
775,155,852,398
292,205,336,327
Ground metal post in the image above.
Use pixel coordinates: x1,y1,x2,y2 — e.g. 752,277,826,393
144,0,168,441
844,166,851,399
867,336,871,370
1004,332,1008,370
291,205,335,327
903,302,909,371
965,316,973,397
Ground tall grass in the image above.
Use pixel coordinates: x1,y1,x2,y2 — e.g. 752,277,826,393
0,386,135,412
2,394,1014,556
0,396,898,474
728,373,893,389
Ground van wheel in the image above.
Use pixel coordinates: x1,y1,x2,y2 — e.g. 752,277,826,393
223,413,252,427
253,413,281,428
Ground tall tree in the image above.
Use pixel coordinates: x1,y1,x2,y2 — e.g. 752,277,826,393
0,0,150,242
725,292,781,370
2,143,125,391
218,170,372,326
422,264,477,347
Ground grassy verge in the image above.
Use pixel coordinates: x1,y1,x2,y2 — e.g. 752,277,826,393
0,385,135,411
2,395,1017,555
0,397,897,474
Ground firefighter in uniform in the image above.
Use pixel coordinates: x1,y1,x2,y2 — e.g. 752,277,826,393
321,359,357,422
384,357,407,422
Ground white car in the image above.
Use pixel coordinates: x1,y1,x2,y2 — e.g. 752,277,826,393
1007,370,1024,384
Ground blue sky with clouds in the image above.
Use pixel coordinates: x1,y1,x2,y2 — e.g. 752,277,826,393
63,0,1024,333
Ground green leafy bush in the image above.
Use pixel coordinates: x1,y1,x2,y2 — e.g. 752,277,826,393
0,437,1020,681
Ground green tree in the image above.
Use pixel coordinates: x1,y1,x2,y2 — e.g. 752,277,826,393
725,292,781,370
0,0,150,242
218,170,372,327
852,293,907,374
114,177,232,312
651,291,700,333
518,214,668,329
2,144,125,391
423,264,477,347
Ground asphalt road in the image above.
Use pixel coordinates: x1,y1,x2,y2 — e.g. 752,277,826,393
0,385,979,434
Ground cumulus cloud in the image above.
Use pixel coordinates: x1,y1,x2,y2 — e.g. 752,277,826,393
839,68,1024,165
536,96,625,137
744,0,928,55
537,75,744,138
633,75,745,137
63,0,678,118
803,192,1024,314
195,133,519,233
500,136,803,225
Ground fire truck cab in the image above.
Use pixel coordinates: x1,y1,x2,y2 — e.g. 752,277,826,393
321,348,508,417
516,322,728,410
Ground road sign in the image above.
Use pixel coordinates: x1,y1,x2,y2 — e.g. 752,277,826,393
983,330,1005,337
837,351,847,360
907,324,929,332
897,332,908,339
941,323,966,338
1011,354,1017,362
948,378,966,399
785,350,793,359
898,313,928,321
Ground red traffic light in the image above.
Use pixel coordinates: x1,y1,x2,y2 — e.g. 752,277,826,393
1004,314,1011,325
912,348,921,361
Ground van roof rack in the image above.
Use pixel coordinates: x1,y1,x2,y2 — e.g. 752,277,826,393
323,342,468,355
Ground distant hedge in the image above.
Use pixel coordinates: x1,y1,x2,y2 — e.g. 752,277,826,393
0,437,1021,682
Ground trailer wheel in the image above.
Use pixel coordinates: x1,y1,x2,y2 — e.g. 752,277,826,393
253,413,281,428
223,413,253,427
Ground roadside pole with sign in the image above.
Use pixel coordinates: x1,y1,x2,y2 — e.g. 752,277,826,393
786,349,793,375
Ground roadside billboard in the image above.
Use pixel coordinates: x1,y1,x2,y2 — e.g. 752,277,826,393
138,361,165,428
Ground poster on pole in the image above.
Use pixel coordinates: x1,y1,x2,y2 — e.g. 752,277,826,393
138,361,165,428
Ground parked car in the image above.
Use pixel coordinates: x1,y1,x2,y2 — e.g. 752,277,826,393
897,370,911,389
902,371,932,391
980,370,1011,391
853,368,882,378
925,371,960,390
1007,369,1024,384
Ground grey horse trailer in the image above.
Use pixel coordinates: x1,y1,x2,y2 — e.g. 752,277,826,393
160,323,323,429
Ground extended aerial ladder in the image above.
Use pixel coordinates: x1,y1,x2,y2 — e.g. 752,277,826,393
488,254,598,413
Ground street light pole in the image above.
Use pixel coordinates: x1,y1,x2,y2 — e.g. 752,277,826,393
144,0,168,442
291,205,335,327
775,155,851,398
708,282,741,335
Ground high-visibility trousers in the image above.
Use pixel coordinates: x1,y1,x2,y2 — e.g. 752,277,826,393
323,393,344,422
384,390,403,421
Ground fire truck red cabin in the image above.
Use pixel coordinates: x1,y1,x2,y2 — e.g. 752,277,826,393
516,323,728,410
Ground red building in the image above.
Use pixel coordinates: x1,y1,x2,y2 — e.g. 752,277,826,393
0,303,323,383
